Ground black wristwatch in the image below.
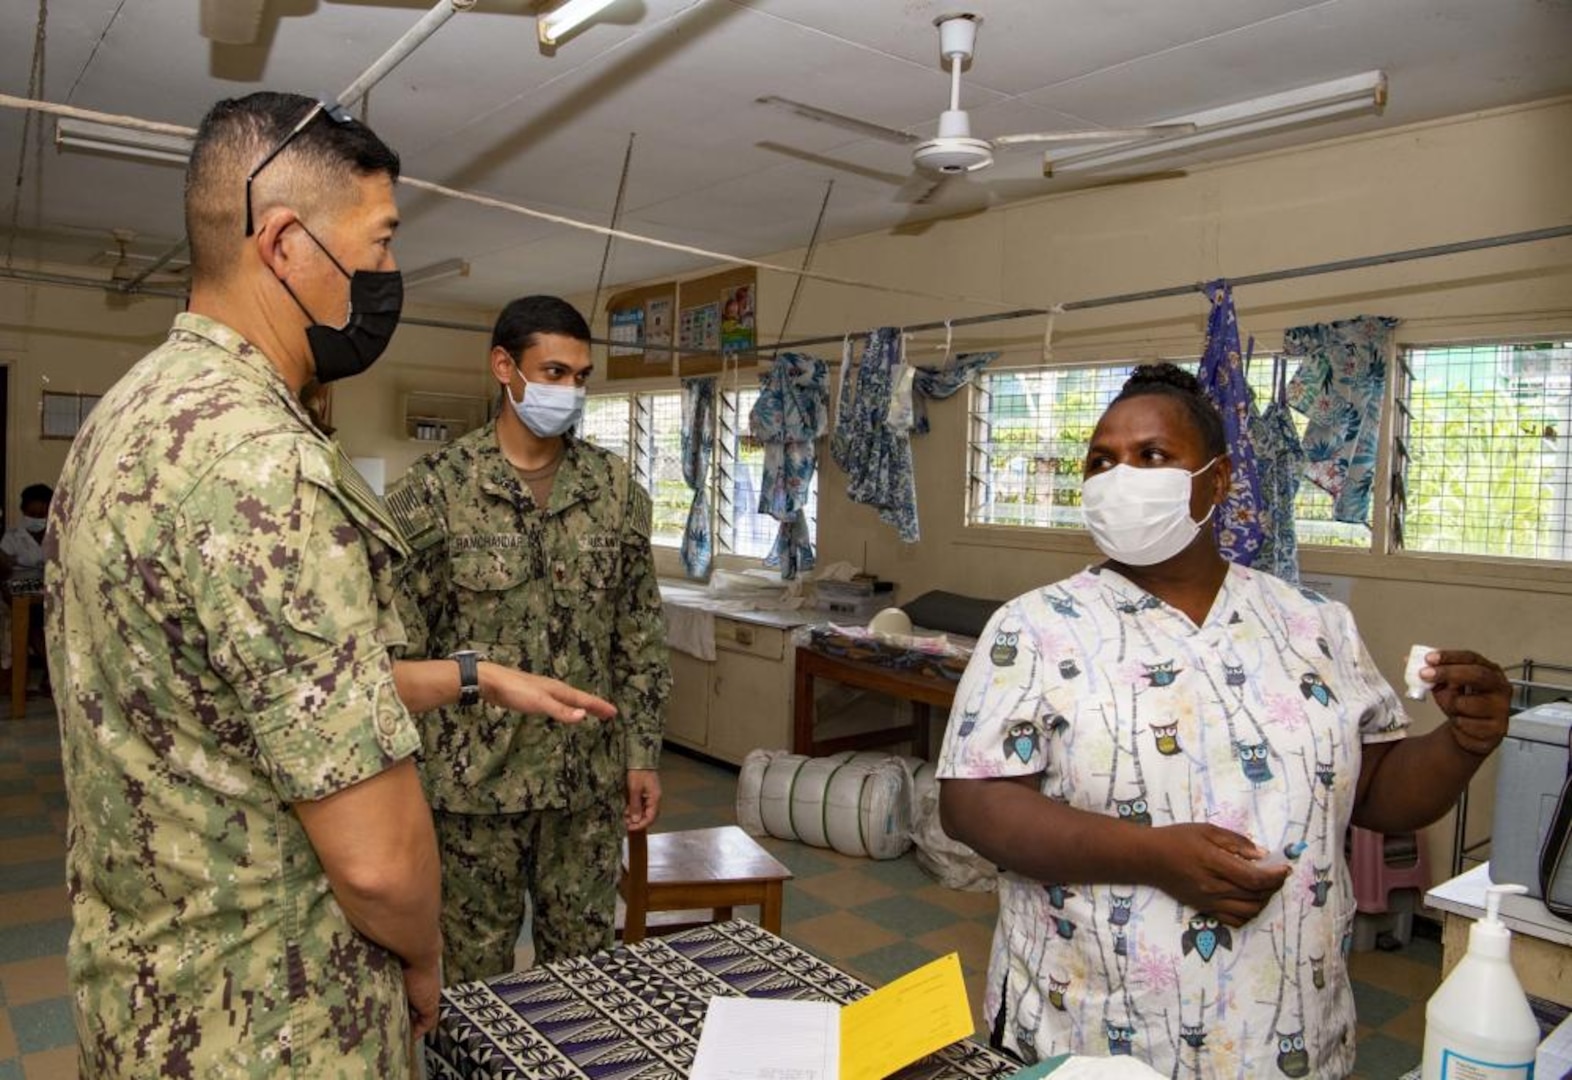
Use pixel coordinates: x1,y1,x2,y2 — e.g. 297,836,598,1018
449,650,482,707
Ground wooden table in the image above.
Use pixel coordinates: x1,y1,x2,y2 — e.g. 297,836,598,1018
621,825,792,942
792,644,957,760
427,920,1017,1079
10,593,39,719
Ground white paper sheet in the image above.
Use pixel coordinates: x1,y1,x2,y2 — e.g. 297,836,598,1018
690,997,839,1080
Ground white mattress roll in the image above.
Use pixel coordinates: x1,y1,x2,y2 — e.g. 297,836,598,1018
735,748,784,837
758,753,811,842
853,758,914,861
748,751,915,860
788,757,845,849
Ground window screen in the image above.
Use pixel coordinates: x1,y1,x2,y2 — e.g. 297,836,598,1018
968,360,1371,548
633,391,689,547
968,364,1136,528
579,394,631,460
1392,341,1572,561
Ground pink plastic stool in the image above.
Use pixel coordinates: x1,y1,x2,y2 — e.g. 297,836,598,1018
1349,826,1431,914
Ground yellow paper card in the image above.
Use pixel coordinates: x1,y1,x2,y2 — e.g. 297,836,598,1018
839,952,973,1080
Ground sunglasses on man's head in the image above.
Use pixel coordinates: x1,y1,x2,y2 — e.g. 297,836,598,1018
243,100,357,238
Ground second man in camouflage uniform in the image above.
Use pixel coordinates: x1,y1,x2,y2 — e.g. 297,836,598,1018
389,295,671,983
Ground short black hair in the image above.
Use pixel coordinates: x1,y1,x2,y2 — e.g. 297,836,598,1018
20,484,52,509
1109,363,1227,458
185,92,401,281
491,295,592,357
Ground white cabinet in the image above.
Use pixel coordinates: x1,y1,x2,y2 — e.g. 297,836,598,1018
663,616,796,766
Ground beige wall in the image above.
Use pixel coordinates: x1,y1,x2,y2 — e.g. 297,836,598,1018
560,97,1572,876
6,96,1571,878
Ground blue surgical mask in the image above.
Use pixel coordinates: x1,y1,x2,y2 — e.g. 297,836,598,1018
507,369,585,438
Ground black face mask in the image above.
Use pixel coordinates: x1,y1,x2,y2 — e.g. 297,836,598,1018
278,222,403,384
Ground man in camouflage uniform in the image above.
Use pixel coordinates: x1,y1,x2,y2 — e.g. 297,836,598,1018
388,295,671,984
46,95,609,1079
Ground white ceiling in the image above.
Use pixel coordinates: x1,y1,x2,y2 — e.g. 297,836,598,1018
2,0,1570,311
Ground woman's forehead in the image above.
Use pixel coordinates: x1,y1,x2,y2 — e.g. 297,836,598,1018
1093,394,1201,444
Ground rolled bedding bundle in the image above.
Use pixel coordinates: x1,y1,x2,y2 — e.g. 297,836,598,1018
735,749,913,860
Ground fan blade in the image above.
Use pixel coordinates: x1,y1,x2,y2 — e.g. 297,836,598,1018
200,0,267,44
755,141,911,187
992,123,1197,148
756,96,921,146
894,176,950,206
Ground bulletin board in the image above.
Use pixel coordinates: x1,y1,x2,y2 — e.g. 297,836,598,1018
675,267,757,377
604,282,678,381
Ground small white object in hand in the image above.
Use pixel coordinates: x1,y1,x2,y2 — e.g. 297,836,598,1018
1404,644,1436,700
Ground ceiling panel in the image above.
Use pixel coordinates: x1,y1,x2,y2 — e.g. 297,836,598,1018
728,0,1336,97
1,0,1569,308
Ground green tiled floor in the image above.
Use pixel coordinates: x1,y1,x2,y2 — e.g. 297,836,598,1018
0,714,1443,1079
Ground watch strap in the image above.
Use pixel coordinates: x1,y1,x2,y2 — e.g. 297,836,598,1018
450,650,481,707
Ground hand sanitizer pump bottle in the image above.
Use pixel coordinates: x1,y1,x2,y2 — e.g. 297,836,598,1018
1421,883,1540,1079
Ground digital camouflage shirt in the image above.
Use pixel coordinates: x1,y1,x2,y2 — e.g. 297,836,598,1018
46,313,421,1079
387,424,669,813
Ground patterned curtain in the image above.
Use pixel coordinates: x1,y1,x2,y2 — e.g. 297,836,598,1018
911,353,996,435
679,375,716,579
1197,279,1265,565
830,328,921,541
829,331,997,544
1285,315,1399,525
750,352,829,579
1250,354,1307,583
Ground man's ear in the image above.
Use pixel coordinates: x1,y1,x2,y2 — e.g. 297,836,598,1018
251,208,298,278
488,346,517,389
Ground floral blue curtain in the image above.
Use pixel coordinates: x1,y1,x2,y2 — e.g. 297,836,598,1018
1198,280,1265,565
829,331,996,544
1250,354,1307,583
831,328,921,541
679,375,716,579
1285,315,1399,525
911,353,996,434
750,352,829,579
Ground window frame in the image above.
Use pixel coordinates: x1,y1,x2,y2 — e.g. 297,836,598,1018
958,342,1572,586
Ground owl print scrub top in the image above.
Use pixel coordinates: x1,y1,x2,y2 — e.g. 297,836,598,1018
937,564,1407,1079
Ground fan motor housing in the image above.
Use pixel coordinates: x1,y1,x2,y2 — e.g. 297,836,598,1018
913,136,993,174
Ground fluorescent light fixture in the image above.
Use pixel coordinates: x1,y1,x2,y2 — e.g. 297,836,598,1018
56,118,193,165
537,0,620,46
1046,71,1387,175
403,257,471,288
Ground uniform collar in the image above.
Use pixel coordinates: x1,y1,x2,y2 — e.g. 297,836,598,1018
169,312,321,433
478,424,601,513
1090,561,1243,629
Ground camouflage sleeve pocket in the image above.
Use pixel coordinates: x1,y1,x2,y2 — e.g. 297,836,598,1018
252,658,420,802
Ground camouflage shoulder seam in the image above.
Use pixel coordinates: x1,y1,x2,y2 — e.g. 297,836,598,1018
385,469,443,553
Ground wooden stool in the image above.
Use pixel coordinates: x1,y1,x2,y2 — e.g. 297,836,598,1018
618,825,792,943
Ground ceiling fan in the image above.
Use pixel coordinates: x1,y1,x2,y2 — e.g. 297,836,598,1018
758,13,1195,207
94,230,190,292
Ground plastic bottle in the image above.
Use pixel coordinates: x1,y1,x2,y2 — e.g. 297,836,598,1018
1421,882,1540,1079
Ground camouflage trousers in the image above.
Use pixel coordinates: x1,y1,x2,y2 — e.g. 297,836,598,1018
433,800,622,986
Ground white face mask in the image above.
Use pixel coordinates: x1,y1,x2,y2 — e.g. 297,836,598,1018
22,516,46,535
1081,457,1219,566
506,369,586,438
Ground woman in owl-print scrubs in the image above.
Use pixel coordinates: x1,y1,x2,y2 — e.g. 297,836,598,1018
938,364,1511,1078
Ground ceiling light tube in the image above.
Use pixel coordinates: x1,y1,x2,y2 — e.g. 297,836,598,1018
403,258,471,288
538,0,620,46
56,118,193,165
1047,70,1386,175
